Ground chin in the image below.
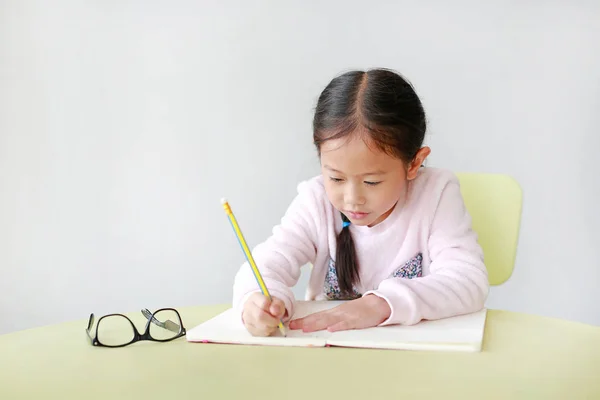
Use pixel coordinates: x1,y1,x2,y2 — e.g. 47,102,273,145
349,218,376,227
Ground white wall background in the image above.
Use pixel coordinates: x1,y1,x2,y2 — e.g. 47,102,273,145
1,0,599,335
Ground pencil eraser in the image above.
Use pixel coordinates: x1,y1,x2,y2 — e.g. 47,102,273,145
220,198,227,204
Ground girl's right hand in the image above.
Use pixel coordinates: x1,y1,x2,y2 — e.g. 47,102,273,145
242,293,287,337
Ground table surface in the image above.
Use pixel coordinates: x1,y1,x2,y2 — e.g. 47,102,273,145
1,305,599,399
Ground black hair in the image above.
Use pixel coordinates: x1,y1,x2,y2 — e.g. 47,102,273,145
313,68,427,295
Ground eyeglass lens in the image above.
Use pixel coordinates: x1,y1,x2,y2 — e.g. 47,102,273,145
149,309,182,340
97,315,135,346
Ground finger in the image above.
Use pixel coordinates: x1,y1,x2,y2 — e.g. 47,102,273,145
245,321,274,337
289,317,303,330
251,307,280,328
250,293,271,311
269,298,286,319
298,311,338,333
327,319,354,332
244,300,279,330
288,312,315,330
245,321,261,336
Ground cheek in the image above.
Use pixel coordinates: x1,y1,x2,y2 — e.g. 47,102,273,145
326,184,346,207
376,183,405,208
323,182,339,204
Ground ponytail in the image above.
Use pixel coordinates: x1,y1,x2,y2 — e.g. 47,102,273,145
335,213,359,296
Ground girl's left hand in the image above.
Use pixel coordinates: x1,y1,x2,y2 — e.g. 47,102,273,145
289,294,391,333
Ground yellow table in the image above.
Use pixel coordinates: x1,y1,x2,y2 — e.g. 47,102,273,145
1,306,599,399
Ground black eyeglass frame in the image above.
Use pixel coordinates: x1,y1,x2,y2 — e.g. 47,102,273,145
86,307,186,348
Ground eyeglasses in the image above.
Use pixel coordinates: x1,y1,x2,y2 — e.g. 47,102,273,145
86,308,186,347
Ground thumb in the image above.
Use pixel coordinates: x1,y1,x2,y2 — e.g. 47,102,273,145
269,298,286,318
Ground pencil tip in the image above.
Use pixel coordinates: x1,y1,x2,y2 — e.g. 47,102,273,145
220,197,227,204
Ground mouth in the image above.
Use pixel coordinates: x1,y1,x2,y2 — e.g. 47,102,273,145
345,211,370,220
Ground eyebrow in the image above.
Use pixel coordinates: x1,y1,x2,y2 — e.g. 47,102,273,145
324,165,385,176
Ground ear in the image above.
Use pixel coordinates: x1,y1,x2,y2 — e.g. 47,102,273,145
406,146,431,180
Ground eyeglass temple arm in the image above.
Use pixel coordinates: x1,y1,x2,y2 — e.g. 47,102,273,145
141,309,181,333
85,314,95,341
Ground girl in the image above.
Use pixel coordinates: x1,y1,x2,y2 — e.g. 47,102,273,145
233,68,489,337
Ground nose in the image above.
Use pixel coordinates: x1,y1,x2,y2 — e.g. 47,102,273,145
344,183,366,207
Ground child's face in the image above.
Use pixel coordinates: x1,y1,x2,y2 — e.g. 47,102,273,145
320,135,425,227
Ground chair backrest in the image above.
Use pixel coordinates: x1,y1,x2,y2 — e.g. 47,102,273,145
455,173,523,285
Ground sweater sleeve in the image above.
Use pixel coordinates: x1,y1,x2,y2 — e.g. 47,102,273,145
363,176,489,325
232,180,321,320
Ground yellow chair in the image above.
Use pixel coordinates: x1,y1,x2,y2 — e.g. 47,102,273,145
455,172,523,285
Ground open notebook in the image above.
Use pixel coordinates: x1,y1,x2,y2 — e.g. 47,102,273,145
186,301,488,352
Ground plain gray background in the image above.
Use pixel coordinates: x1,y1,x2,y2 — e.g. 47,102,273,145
1,0,599,334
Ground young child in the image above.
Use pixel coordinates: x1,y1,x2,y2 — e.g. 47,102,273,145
232,68,489,337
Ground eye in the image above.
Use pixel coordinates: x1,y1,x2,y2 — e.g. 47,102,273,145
364,181,381,186
329,177,344,183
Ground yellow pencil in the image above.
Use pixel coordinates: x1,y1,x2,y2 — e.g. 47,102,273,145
221,198,287,337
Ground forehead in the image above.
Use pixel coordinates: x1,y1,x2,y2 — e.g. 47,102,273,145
319,135,403,175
